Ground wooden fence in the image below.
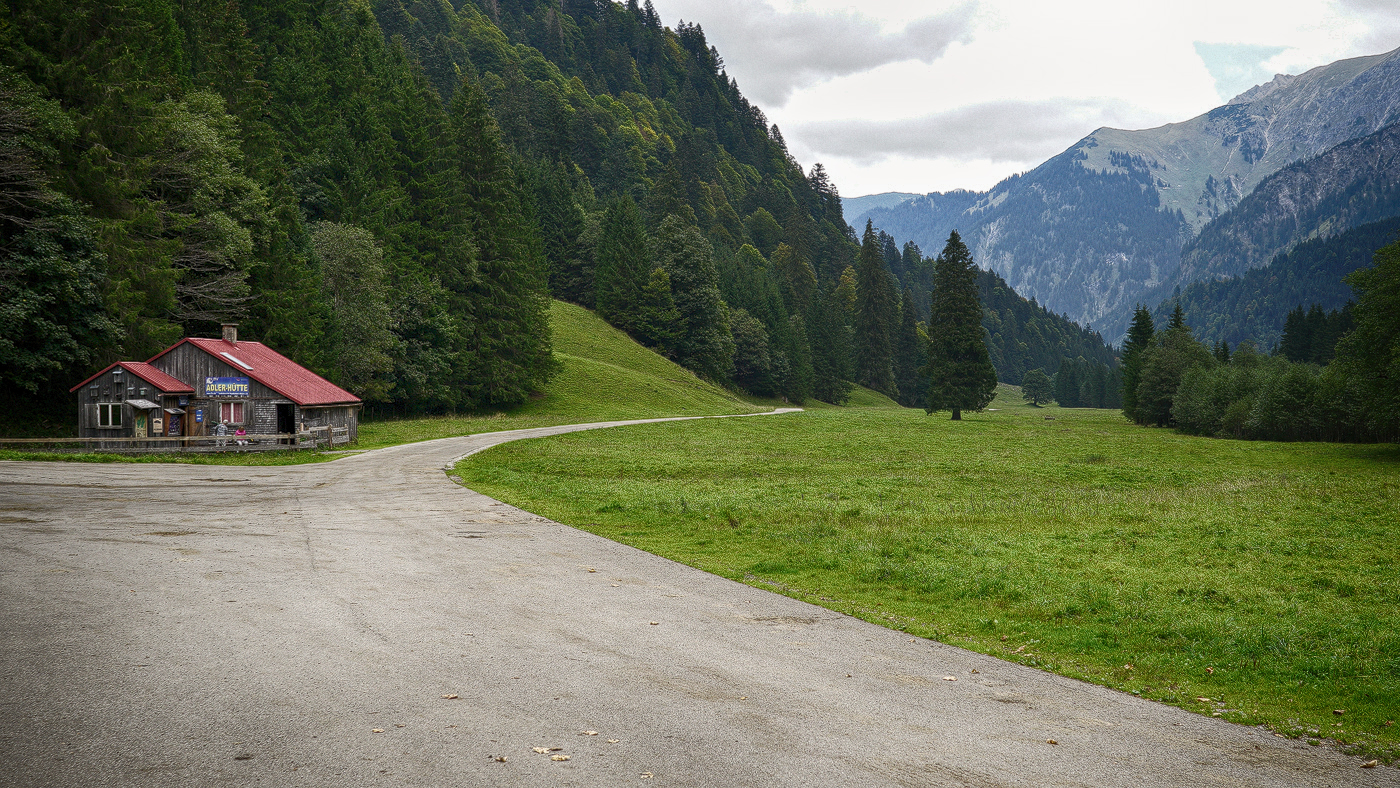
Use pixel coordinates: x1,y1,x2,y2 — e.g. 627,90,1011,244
0,426,352,453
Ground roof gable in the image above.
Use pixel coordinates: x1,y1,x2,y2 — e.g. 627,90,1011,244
148,338,361,406
69,361,195,394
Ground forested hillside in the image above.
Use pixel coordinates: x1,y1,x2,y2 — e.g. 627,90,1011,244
858,227,1117,386
0,0,864,419
0,0,1123,427
1151,216,1400,351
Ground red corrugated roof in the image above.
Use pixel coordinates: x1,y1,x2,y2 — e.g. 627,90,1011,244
148,338,361,406
69,361,196,394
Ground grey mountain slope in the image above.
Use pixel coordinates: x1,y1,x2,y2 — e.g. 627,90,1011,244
841,192,919,225
1168,121,1400,293
1082,48,1400,230
863,47,1400,343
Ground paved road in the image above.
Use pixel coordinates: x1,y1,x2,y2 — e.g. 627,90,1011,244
1,413,1392,787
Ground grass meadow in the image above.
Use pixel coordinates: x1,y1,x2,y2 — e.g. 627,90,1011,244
456,386,1400,760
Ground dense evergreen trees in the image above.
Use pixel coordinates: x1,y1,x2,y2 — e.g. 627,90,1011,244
2,0,1139,422
1334,238,1400,437
854,221,897,397
924,231,996,420
1120,305,1156,422
1150,216,1400,353
655,216,732,382
1124,238,1400,441
1,0,880,417
1278,304,1353,365
594,196,651,334
892,287,926,408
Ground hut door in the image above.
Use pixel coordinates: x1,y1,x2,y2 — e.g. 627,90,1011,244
276,404,294,442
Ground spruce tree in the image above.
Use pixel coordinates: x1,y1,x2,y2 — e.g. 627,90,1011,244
655,215,732,380
809,290,854,404
924,231,996,420
1054,357,1082,408
1336,238,1400,436
594,196,651,335
854,221,898,397
1120,304,1156,421
893,287,925,408
1168,302,1187,331
533,161,589,305
634,267,680,354
771,242,816,315
449,75,555,408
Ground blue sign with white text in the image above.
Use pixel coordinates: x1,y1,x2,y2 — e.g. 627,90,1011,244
205,377,249,397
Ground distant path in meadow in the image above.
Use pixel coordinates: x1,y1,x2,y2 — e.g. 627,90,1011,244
0,410,1390,788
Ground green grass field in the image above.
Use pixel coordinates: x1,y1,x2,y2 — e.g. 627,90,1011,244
456,387,1400,761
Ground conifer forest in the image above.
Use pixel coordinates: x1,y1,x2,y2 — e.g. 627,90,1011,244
0,0,1118,422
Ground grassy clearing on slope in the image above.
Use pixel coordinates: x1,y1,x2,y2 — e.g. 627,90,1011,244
456,387,1400,761
357,301,763,448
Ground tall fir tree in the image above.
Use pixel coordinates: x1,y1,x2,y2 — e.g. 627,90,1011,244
1335,238,1400,436
809,290,854,404
448,75,555,408
655,215,732,380
854,220,897,397
1120,304,1156,421
893,287,925,408
1054,357,1082,408
1168,302,1187,332
924,231,996,420
594,195,651,335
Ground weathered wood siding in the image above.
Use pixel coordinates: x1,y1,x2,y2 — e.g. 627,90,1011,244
151,344,282,436
299,405,358,442
150,343,356,440
75,366,169,440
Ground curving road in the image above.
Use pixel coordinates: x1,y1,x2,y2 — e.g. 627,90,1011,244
0,412,1391,787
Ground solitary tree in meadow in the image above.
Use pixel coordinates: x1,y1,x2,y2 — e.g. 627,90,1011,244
1020,368,1054,406
924,231,997,420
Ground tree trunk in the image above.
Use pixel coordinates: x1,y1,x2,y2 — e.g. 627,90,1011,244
951,408,961,421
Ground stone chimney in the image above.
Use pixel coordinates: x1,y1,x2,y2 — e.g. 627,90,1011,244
221,323,238,344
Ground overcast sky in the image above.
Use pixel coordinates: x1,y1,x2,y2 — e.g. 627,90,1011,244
650,0,1400,198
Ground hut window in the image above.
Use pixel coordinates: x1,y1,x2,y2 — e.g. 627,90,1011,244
97,403,123,428
218,401,245,424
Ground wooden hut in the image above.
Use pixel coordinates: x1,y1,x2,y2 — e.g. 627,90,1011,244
145,325,361,441
72,324,361,447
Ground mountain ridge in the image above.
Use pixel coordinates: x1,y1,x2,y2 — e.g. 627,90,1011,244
861,46,1400,342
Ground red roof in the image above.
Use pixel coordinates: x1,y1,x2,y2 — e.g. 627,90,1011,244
69,361,196,394
147,338,361,406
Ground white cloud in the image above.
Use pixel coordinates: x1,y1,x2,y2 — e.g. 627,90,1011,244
796,99,1148,164
1331,0,1400,57
654,0,1400,196
659,0,976,106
